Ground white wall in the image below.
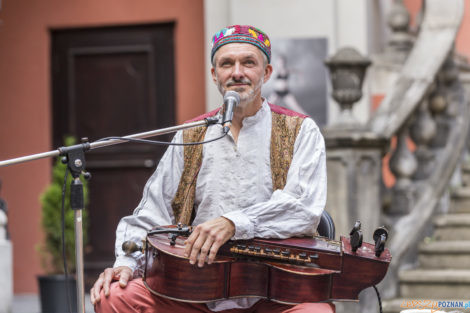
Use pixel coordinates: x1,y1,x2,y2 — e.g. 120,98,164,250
204,0,389,125
0,211,12,313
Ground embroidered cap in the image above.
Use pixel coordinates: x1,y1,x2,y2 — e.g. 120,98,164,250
211,25,271,64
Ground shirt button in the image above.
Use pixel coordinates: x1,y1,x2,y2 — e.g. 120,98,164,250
242,234,248,239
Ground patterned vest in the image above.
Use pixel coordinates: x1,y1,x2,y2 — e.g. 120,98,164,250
171,103,307,225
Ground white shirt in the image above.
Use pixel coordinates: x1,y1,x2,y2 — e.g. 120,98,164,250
114,100,327,311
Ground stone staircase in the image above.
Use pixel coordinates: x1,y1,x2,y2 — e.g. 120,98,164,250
383,166,470,313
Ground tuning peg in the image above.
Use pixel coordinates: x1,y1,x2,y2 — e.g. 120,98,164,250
122,241,143,255
349,220,361,235
373,226,389,257
349,220,363,252
168,233,178,246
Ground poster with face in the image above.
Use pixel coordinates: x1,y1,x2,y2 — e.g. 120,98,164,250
262,38,328,126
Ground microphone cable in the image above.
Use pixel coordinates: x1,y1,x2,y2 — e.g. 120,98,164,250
96,131,228,147
373,285,383,313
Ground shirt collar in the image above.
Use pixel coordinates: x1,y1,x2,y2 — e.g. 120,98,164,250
242,99,269,126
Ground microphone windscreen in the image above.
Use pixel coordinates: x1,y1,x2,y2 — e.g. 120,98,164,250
224,91,240,104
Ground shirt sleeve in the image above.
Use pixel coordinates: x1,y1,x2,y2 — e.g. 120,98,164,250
222,118,327,240
113,132,184,275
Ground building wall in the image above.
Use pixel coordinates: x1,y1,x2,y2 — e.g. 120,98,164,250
0,0,205,293
403,0,470,60
456,1,470,59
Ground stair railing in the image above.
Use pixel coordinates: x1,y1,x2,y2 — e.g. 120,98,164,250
324,0,467,303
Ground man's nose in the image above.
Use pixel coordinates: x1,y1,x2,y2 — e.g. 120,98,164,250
231,62,244,80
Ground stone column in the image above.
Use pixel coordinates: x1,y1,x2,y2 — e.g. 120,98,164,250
324,129,387,241
324,128,387,313
324,47,388,313
324,47,387,240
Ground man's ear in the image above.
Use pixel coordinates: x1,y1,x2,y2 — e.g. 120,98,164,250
263,64,273,83
211,67,217,84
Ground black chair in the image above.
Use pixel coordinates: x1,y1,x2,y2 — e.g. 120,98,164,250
317,210,335,239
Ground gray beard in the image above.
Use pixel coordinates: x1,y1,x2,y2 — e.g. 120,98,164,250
217,77,264,107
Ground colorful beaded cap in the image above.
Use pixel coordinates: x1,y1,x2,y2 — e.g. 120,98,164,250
211,25,271,63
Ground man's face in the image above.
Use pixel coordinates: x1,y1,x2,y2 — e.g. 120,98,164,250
211,43,272,104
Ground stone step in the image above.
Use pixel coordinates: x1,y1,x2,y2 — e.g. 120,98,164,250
460,161,470,188
383,298,470,313
451,187,470,213
418,240,470,269
433,214,470,240
399,269,470,299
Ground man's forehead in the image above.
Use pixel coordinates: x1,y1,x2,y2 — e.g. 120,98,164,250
214,43,264,60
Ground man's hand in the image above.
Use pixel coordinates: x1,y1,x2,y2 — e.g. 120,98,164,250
184,217,235,267
90,266,133,305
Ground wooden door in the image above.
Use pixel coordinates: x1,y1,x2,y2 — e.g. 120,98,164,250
51,23,175,286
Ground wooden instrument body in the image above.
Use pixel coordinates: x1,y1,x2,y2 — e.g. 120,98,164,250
143,233,391,304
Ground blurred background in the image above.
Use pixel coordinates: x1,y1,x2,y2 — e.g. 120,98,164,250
1,0,470,312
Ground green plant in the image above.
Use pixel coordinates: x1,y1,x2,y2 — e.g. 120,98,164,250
39,136,89,274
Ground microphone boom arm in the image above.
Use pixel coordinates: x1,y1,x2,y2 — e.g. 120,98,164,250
0,118,217,168
0,116,219,313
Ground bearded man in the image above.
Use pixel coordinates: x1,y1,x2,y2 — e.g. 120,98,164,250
91,25,332,313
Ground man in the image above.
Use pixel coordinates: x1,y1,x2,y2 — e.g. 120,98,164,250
91,25,332,313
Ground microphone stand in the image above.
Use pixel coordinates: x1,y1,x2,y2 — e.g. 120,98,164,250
0,117,219,313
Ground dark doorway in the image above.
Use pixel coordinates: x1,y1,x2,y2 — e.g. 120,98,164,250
51,23,175,287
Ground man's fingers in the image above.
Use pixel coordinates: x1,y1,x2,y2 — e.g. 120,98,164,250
184,228,199,258
184,218,236,267
207,239,223,264
90,286,100,305
90,287,96,304
119,268,132,287
197,236,215,267
102,268,115,296
189,234,206,265
90,274,104,305
90,266,133,305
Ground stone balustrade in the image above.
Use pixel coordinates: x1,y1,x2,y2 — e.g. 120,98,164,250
324,1,467,313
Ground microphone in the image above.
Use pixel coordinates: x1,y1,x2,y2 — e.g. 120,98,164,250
222,91,240,133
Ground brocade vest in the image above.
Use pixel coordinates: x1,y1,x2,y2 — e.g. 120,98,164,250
171,103,307,225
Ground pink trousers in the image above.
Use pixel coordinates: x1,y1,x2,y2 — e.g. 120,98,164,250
94,279,335,313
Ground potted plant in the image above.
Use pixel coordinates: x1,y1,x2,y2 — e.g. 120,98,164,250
37,136,89,313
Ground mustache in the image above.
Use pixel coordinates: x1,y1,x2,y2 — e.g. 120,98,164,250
226,78,251,87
